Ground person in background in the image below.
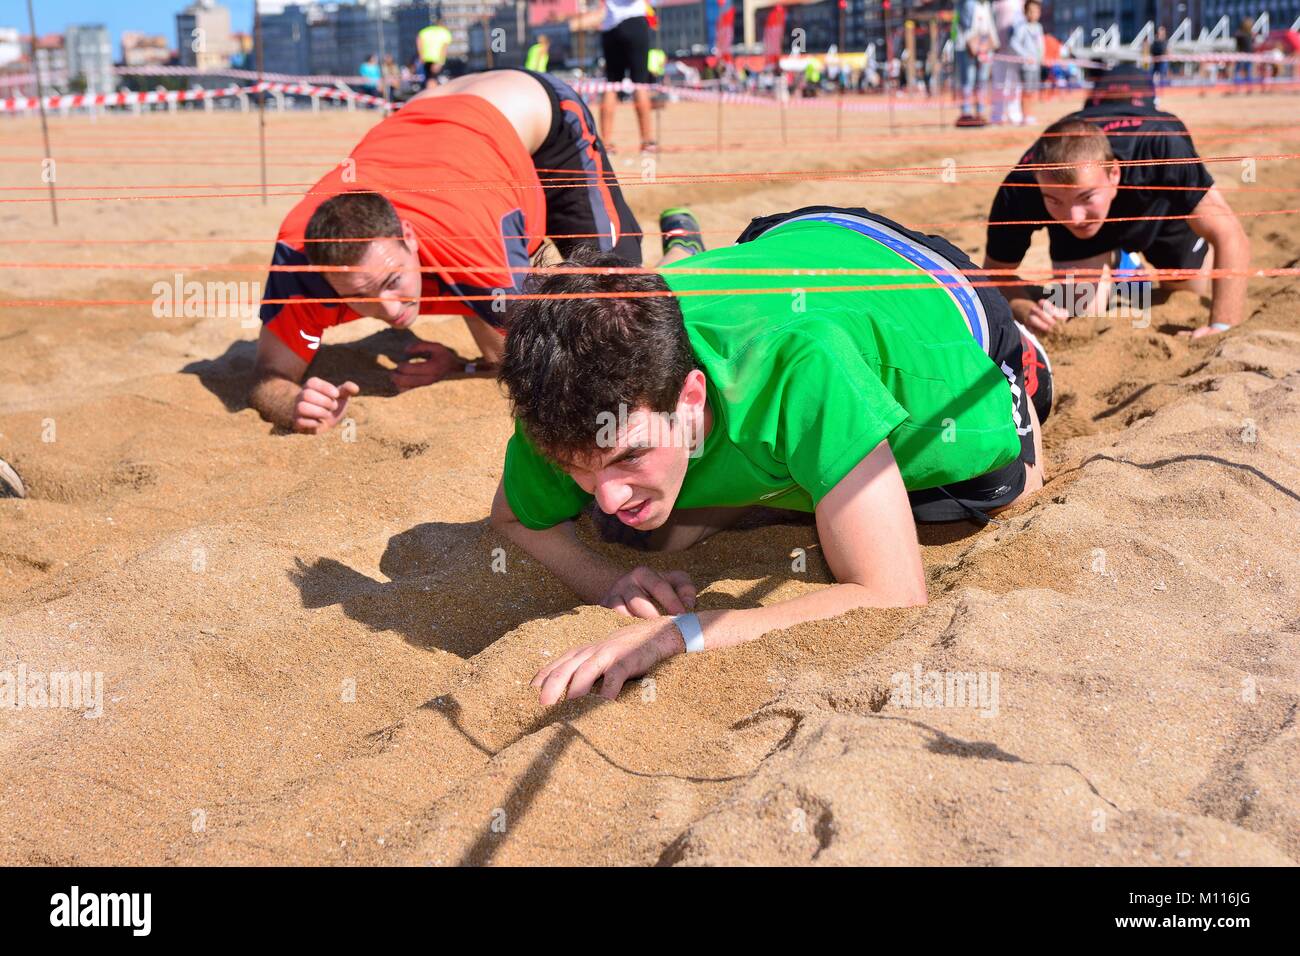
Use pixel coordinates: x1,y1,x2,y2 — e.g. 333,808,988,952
569,0,656,153
525,34,551,73
1235,18,1255,89
803,56,823,96
1010,0,1044,124
381,54,401,101
358,54,381,97
990,0,1024,125
1149,24,1169,84
955,0,998,124
417,19,454,87
648,46,667,79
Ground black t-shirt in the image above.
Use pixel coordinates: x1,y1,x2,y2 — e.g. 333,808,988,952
985,105,1215,264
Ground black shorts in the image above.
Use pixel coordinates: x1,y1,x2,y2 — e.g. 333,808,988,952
1140,219,1210,271
738,205,1054,524
520,69,643,264
602,16,652,85
1048,216,1209,272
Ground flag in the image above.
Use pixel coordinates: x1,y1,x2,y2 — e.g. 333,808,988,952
716,2,735,62
762,5,787,66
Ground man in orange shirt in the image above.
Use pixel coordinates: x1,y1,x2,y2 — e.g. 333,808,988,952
249,69,650,434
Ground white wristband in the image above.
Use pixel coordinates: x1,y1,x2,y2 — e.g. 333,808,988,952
672,612,706,654
1209,322,1232,332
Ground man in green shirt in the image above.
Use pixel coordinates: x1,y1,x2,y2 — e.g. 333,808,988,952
492,206,1053,705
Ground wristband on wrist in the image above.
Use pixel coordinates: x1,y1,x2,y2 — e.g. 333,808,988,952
671,612,705,653
1210,322,1232,331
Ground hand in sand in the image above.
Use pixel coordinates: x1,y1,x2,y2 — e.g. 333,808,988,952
294,377,359,434
602,566,697,618
391,341,459,392
1014,296,1071,334
1179,324,1228,340
532,619,683,705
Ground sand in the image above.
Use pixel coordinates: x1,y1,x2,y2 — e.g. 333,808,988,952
0,89,1297,865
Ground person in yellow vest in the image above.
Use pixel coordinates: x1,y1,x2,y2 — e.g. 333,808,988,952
417,21,454,87
525,34,551,73
803,58,822,96
647,46,666,78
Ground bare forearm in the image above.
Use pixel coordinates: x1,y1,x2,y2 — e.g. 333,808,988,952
1210,235,1250,327
248,374,299,428
689,580,923,653
495,518,625,604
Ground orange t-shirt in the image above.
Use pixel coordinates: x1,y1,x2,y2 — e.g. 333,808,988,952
259,95,545,362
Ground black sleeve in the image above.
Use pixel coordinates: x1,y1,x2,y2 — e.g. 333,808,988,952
985,173,1039,264
1152,122,1215,215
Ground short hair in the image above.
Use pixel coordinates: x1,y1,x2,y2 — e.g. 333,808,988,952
1033,118,1117,184
497,247,699,466
304,190,402,268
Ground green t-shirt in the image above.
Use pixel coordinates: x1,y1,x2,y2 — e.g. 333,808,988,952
502,219,1020,530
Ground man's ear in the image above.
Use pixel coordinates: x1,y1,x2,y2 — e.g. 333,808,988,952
677,369,708,446
1106,161,1121,186
678,369,707,411
400,218,418,253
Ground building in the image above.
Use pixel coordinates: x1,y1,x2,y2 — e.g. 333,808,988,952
308,2,392,75
177,0,237,70
122,32,173,68
257,4,313,75
0,27,21,69
65,24,114,94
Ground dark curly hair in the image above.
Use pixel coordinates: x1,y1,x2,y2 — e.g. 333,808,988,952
498,248,699,465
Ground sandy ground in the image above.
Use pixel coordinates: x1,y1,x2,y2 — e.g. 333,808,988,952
0,87,1297,865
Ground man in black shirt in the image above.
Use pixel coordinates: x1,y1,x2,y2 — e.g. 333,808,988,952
982,107,1250,338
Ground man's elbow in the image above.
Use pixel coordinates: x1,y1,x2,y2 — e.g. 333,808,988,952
489,487,521,534
895,578,929,608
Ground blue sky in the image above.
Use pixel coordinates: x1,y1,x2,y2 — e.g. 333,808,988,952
17,1,259,56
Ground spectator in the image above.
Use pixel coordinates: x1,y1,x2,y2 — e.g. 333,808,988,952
526,34,551,73
570,1,656,153
990,0,1024,125
1010,0,1044,123
381,54,400,100
956,0,998,123
1150,24,1169,84
417,19,454,87
1235,18,1255,88
359,55,381,97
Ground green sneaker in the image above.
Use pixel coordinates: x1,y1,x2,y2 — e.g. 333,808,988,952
660,207,705,258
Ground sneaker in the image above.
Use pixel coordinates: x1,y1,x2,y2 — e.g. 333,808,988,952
0,457,25,499
1113,250,1151,306
660,207,705,258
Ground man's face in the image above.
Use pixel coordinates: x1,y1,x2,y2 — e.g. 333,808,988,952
1026,3,1040,21
323,222,422,329
564,372,708,531
1035,162,1120,240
